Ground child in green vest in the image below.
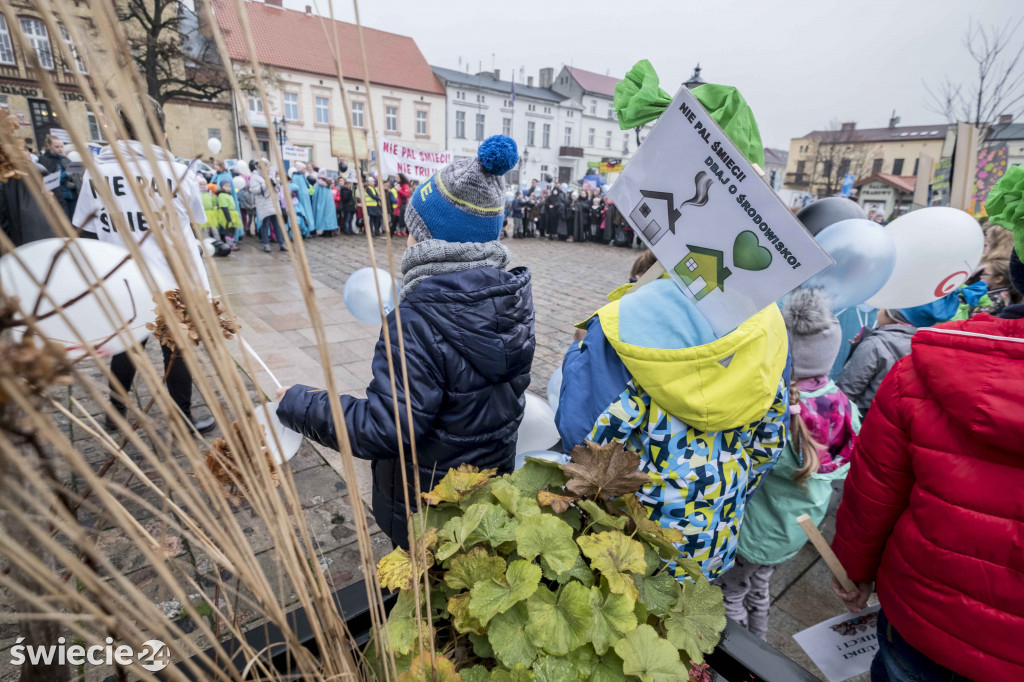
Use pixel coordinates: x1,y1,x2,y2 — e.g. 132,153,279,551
718,288,860,640
201,182,220,238
217,180,242,250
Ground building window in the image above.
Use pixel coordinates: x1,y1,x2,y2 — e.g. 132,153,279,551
588,128,595,146
623,132,629,154
475,113,485,141
590,99,596,115
87,111,103,142
386,105,398,132
540,164,549,175
455,110,466,139
527,121,535,146
351,100,364,128
605,130,612,149
0,17,14,66
58,23,86,73
685,258,698,272
416,109,428,135
502,117,511,136
456,90,464,100
564,126,572,146
822,160,833,178
544,106,551,114
838,158,850,178
315,96,330,125
20,18,54,71
283,92,299,121
607,104,613,120
476,94,485,104
796,160,806,175
248,95,263,114
542,123,550,148
0,95,8,110
892,158,904,175
567,110,573,118
208,128,221,140
528,104,535,112
872,158,884,174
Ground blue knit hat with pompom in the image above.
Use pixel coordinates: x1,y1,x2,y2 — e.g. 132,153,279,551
406,135,518,243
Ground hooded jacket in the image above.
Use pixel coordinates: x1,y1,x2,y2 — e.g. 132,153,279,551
836,323,916,413
277,266,535,548
556,279,789,580
832,315,1024,681
738,378,859,566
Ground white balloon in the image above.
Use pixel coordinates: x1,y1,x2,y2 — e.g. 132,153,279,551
515,393,560,454
865,208,984,310
343,267,398,325
207,137,223,155
67,150,82,163
0,238,159,359
232,175,247,192
253,401,302,465
203,237,218,256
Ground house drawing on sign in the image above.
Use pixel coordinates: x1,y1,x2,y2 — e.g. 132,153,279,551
628,190,681,246
673,245,732,301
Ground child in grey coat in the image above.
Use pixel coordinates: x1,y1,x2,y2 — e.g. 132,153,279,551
836,309,916,414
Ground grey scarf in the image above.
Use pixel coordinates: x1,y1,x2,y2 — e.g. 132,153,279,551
400,239,511,301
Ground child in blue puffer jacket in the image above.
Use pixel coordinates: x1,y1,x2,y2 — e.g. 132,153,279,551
275,137,534,548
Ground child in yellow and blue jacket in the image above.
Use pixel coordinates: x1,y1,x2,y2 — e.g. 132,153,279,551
555,277,789,582
201,182,220,237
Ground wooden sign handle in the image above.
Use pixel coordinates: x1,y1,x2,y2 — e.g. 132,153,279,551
797,514,857,593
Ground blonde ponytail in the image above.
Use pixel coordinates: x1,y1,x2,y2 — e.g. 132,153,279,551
789,383,822,483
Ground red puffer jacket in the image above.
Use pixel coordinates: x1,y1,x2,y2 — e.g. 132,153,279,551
832,314,1024,681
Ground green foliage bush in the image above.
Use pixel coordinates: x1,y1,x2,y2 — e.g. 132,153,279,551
372,442,727,682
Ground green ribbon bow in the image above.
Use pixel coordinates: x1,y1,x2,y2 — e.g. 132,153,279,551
985,163,1024,261
613,60,765,168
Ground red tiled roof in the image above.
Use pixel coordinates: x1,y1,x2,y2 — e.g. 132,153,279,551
565,66,619,97
854,173,916,193
212,0,444,95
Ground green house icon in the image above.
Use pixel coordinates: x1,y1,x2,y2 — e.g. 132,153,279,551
673,245,732,301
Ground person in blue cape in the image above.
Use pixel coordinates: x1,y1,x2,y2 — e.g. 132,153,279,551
311,168,338,236
289,161,315,237
285,182,311,241
210,159,241,240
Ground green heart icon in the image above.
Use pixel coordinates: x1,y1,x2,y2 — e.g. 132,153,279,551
732,230,772,271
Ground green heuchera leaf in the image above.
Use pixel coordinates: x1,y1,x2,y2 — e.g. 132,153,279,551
577,499,628,531
445,546,507,591
490,664,535,682
448,592,485,635
515,514,579,575
422,464,496,506
398,652,462,682
467,503,519,547
511,459,568,495
613,624,683,682
664,576,727,663
468,559,542,625
437,504,489,561
384,589,422,656
491,477,542,519
577,531,646,601
488,603,538,668
589,586,638,655
532,656,578,682
524,582,592,656
460,665,491,682
566,646,629,682
542,504,583,531
468,632,494,659
412,505,459,540
632,571,682,617
542,553,595,587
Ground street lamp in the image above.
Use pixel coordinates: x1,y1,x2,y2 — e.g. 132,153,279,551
273,116,287,159
519,148,529,188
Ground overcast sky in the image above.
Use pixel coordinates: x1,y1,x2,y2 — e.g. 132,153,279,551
284,0,1021,150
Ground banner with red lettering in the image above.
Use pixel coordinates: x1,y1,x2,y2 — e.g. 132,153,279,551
379,137,453,180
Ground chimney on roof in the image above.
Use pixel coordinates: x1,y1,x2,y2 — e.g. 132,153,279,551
527,76,534,87
264,0,282,7
494,69,500,80
888,110,900,128
305,4,312,14
840,121,856,132
476,71,495,79
539,67,554,88
998,113,1014,125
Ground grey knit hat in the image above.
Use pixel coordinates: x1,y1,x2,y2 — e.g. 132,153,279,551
783,288,842,379
405,135,518,243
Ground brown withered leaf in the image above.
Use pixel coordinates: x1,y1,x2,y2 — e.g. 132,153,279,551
0,331,73,405
563,441,651,500
197,421,279,507
147,290,240,352
537,490,578,514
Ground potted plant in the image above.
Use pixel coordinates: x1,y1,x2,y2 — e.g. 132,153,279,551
371,441,727,681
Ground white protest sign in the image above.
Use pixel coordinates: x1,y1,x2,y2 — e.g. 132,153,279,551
282,145,309,163
792,605,881,682
379,137,452,180
43,171,61,192
608,87,832,335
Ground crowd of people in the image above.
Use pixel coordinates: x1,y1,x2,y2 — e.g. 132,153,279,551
506,179,637,247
